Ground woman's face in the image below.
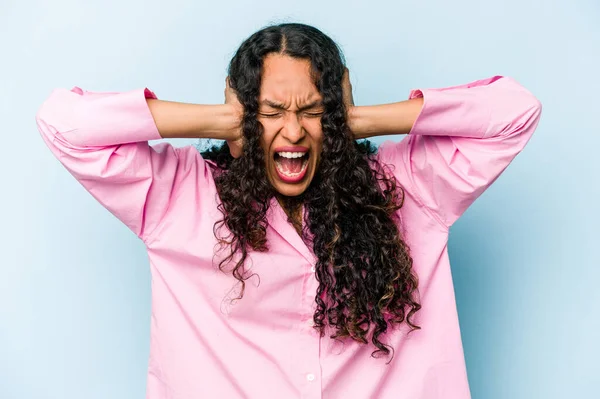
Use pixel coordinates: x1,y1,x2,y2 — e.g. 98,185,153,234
258,53,324,197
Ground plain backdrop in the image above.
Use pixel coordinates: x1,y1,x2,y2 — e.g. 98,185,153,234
1,0,598,398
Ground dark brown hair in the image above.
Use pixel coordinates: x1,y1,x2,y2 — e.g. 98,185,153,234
200,23,421,361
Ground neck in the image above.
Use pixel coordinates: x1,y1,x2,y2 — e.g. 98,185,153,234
276,194,304,235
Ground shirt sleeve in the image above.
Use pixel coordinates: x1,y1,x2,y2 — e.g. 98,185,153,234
377,75,542,229
35,86,189,244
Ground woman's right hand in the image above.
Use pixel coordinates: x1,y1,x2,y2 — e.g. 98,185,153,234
224,77,244,158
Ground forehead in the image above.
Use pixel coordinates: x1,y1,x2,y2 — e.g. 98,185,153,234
260,53,321,103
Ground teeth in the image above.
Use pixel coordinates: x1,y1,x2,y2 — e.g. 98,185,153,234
277,151,306,158
275,156,309,177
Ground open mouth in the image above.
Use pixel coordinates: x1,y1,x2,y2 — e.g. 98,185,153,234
274,151,310,183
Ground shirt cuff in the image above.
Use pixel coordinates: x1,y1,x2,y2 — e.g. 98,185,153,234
406,76,503,139
56,86,162,147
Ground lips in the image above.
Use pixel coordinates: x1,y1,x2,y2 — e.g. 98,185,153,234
273,146,310,184
274,146,309,154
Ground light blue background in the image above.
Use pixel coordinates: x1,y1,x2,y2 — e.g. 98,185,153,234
1,0,598,398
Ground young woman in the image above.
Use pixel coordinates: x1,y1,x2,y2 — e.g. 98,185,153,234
36,22,541,399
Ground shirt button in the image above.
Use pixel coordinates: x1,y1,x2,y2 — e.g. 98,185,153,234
310,265,316,272
306,373,315,381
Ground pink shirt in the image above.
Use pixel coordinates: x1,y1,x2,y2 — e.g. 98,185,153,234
36,75,541,399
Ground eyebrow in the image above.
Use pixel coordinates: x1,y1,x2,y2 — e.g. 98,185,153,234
260,99,323,112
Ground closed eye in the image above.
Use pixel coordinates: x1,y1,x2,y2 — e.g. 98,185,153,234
259,111,323,118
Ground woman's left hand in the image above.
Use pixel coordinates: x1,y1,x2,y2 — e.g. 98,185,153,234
342,67,354,109
342,67,359,138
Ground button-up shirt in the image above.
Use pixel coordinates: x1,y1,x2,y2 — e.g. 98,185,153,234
35,75,542,399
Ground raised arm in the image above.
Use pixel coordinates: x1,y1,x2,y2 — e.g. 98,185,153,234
35,86,239,243
348,96,423,138
147,99,240,141
354,75,542,228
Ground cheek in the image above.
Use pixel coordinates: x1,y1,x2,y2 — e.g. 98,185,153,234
307,125,324,152
302,117,322,136
258,126,276,157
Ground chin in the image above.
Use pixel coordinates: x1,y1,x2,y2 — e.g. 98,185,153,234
272,181,311,197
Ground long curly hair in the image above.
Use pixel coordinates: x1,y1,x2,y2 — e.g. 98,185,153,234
200,23,421,360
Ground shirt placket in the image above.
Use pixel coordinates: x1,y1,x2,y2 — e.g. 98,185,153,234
297,261,323,399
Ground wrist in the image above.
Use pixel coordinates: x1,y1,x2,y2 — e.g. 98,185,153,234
218,104,243,141
147,99,242,140
348,105,376,140
197,103,241,141
347,99,423,139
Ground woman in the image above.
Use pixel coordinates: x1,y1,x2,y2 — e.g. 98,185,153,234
36,23,541,399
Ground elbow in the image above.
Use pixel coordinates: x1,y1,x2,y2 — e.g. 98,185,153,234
35,88,66,128
494,78,543,138
518,93,543,136
531,95,543,122
35,88,86,152
35,87,82,137
500,100,542,139
35,91,58,139
35,92,52,128
525,89,543,123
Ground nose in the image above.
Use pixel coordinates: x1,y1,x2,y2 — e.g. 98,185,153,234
280,113,305,144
